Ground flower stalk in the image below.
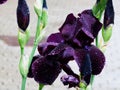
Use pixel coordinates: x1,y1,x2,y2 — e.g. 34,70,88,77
89,0,115,90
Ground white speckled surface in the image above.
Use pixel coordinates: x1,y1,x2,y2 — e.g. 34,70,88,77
0,0,120,90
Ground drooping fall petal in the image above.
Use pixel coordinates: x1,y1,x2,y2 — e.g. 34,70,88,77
88,45,105,75
31,56,61,85
74,45,105,75
27,55,40,78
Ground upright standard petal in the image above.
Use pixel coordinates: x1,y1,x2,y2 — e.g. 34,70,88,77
78,10,102,38
59,14,82,41
17,0,30,31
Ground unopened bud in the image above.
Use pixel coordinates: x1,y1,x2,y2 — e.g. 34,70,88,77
41,8,48,28
34,0,43,17
17,0,30,31
19,54,29,77
102,25,113,42
103,0,114,28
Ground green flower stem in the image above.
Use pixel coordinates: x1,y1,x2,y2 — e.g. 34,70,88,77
39,84,44,90
19,47,26,90
28,16,43,71
19,16,44,90
90,75,95,86
21,76,27,90
90,0,108,89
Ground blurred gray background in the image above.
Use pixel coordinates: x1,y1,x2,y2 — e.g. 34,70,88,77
0,0,120,90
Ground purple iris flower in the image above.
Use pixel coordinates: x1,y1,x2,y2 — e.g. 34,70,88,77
0,0,7,4
28,9,105,88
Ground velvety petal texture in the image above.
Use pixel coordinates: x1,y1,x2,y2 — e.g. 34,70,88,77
32,56,61,85
88,45,105,75
78,10,102,39
27,55,40,78
38,42,58,56
59,14,82,42
28,9,105,87
47,33,64,43
74,45,105,75
59,10,102,47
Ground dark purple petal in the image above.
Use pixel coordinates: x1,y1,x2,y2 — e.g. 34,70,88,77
61,64,79,79
17,0,30,31
75,30,93,47
43,0,47,9
47,33,64,43
74,48,87,69
59,13,76,32
78,10,102,38
104,0,114,28
88,45,105,75
48,44,75,64
61,75,79,88
48,43,68,56
0,0,7,4
27,55,40,78
74,48,92,83
81,54,92,77
59,46,75,64
38,42,58,56
32,56,61,85
83,74,91,85
74,45,105,75
59,14,82,41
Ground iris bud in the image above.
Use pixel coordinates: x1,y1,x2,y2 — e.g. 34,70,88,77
17,0,30,31
41,0,48,28
103,0,114,28
19,54,29,77
34,0,43,17
102,25,113,42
